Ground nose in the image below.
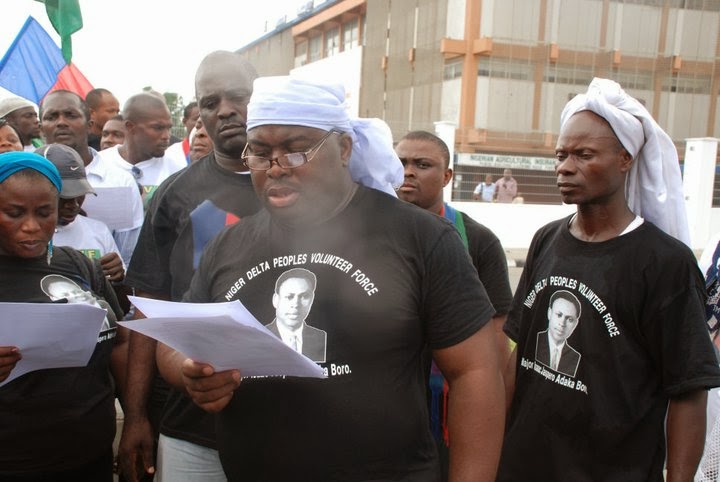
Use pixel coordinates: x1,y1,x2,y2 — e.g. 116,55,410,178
555,155,576,175
217,97,239,120
61,198,80,209
401,160,415,177
55,114,69,128
21,215,42,233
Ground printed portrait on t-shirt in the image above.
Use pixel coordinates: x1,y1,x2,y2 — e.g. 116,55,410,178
535,289,582,378
264,267,327,363
40,274,112,332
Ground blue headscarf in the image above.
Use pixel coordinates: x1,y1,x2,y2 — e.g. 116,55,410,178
0,151,62,192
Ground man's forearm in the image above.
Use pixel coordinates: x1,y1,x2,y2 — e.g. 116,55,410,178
123,331,158,420
111,326,130,405
434,325,505,482
447,366,505,482
666,389,708,482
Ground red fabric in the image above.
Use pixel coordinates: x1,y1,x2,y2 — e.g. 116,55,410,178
182,137,191,157
225,213,241,226
46,62,93,98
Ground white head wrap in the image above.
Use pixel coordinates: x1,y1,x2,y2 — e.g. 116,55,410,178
560,77,690,245
246,76,403,196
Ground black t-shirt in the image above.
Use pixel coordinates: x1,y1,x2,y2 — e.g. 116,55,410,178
498,217,720,481
126,153,261,447
185,186,495,481
461,211,512,315
0,248,122,475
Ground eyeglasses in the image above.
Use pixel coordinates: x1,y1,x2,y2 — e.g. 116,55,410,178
241,130,341,171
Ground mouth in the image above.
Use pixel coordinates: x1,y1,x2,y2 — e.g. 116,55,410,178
265,184,299,208
59,211,79,224
18,239,46,255
52,131,73,140
557,182,577,193
218,123,246,137
398,182,417,192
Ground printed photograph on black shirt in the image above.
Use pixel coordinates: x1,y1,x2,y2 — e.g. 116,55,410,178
535,289,582,378
264,267,327,363
40,274,112,332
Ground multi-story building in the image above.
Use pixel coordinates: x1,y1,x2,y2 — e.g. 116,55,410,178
238,0,720,205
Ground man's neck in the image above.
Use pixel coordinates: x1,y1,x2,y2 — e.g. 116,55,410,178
428,198,444,216
77,144,93,166
214,150,248,172
119,144,151,166
571,202,635,242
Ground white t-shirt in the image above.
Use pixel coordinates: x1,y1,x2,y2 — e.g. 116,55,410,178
83,148,144,265
164,140,189,168
54,215,122,266
98,145,186,202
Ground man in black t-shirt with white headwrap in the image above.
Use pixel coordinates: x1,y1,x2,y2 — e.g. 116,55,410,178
157,75,505,482
498,78,720,481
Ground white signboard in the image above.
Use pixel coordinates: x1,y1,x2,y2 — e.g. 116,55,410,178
457,153,556,171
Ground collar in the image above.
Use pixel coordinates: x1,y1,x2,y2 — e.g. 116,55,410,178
85,147,109,180
276,319,304,341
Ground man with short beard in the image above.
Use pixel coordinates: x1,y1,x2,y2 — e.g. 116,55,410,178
119,51,261,482
0,96,43,150
98,93,185,206
40,90,143,267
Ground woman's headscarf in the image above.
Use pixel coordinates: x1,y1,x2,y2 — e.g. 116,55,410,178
0,151,62,192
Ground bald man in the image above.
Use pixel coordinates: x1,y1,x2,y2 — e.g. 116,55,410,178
119,52,261,482
97,93,186,206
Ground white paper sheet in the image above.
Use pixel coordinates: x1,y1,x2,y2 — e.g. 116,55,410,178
82,186,136,231
0,302,107,387
121,296,326,378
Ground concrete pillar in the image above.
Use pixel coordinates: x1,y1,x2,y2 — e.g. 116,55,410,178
684,137,718,248
434,121,457,202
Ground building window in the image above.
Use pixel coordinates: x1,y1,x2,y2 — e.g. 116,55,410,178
543,65,594,86
343,18,359,50
326,27,340,57
309,35,322,62
478,58,532,81
608,70,653,91
294,40,308,67
443,58,463,80
662,74,711,94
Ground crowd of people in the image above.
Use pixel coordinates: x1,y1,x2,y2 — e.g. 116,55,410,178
0,50,719,482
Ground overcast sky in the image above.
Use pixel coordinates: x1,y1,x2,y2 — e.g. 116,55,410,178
0,0,308,105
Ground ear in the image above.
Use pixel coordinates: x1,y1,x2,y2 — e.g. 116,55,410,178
272,293,279,309
443,168,453,187
619,149,633,173
339,133,353,167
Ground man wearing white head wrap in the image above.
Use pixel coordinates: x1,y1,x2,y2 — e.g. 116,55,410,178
162,76,505,481
246,75,403,196
498,78,720,481
560,77,690,245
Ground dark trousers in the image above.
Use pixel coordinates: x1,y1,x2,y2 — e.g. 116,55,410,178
0,450,113,482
